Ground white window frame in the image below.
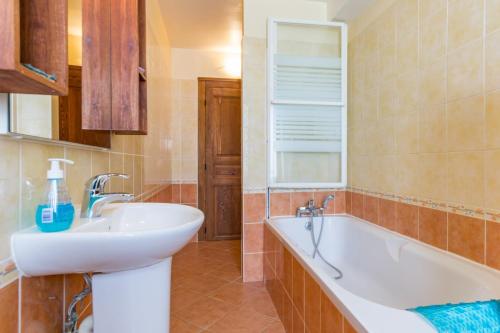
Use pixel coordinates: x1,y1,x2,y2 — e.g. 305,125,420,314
267,18,348,189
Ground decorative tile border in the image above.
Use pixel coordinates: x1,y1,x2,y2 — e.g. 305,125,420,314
347,187,491,221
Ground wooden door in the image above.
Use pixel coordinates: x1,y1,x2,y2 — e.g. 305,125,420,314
199,78,241,241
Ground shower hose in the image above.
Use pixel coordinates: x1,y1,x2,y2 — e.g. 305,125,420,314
309,212,343,280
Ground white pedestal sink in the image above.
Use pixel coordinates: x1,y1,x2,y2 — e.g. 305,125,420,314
11,203,204,333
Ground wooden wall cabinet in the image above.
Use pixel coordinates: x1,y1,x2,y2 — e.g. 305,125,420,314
82,0,147,134
0,0,68,95
59,66,111,148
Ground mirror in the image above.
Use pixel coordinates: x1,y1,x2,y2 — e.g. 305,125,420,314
0,0,111,149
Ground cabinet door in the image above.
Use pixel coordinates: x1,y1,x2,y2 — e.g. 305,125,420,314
59,66,111,148
82,0,147,134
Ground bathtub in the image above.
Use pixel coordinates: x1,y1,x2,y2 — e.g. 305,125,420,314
266,215,500,333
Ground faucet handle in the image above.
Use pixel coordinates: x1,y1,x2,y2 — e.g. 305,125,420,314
307,199,315,209
85,173,129,193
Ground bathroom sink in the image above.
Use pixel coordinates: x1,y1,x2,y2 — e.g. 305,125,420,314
11,203,204,276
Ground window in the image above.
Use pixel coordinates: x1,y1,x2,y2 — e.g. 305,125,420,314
267,19,347,188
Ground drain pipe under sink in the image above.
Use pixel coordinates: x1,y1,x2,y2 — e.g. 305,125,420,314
78,315,93,333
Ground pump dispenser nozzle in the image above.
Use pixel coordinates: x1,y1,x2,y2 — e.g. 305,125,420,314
47,158,74,179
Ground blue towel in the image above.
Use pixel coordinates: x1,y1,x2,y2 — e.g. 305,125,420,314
408,300,500,333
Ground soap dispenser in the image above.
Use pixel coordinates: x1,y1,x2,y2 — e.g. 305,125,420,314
35,158,75,232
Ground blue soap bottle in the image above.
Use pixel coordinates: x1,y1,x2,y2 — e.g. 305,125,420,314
36,159,75,232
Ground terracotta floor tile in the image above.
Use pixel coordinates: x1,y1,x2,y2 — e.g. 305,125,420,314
173,240,282,332
210,281,262,305
206,305,276,332
171,287,204,313
175,296,232,329
262,320,286,333
170,315,204,333
244,288,280,319
176,274,229,295
205,263,242,282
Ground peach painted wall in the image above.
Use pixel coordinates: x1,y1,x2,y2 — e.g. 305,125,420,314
346,0,499,272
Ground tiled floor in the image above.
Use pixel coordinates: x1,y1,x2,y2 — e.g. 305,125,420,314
171,240,285,333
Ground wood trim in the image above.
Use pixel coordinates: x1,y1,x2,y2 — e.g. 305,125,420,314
198,78,207,241
197,77,242,241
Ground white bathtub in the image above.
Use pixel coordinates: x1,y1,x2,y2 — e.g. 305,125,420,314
266,215,500,333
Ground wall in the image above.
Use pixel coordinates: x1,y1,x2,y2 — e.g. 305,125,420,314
347,0,499,271
241,0,330,282
0,0,173,331
169,48,238,186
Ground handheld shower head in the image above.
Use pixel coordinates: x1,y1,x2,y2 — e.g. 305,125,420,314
322,194,335,209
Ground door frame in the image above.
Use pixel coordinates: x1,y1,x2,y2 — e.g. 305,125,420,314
197,77,242,241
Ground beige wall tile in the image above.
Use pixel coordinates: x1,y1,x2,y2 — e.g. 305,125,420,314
0,139,19,259
396,21,418,73
418,153,447,201
109,153,124,193
395,112,418,153
395,0,418,33
396,70,419,109
420,9,447,67
486,30,500,92
486,0,500,33
396,154,419,197
133,155,144,197
448,0,484,51
124,155,134,194
447,39,483,101
419,103,447,153
420,0,447,20
485,150,500,210
447,151,484,207
66,148,92,206
91,150,110,180
419,58,446,106
486,90,500,149
447,95,485,151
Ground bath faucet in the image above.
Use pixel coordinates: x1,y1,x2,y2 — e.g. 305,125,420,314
81,173,135,218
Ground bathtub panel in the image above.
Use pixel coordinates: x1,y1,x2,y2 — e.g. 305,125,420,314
320,291,343,333
283,248,293,296
283,293,294,332
293,305,305,333
292,256,305,317
304,271,321,333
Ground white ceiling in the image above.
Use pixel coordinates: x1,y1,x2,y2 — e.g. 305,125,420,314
158,0,243,52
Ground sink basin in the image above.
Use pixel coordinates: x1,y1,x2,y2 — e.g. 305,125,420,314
11,203,204,333
11,203,204,276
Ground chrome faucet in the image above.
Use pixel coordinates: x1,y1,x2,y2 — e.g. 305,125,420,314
81,173,135,218
295,195,335,230
296,199,321,218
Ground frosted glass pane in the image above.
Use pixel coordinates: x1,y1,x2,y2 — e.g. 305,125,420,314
274,23,342,102
275,152,341,183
